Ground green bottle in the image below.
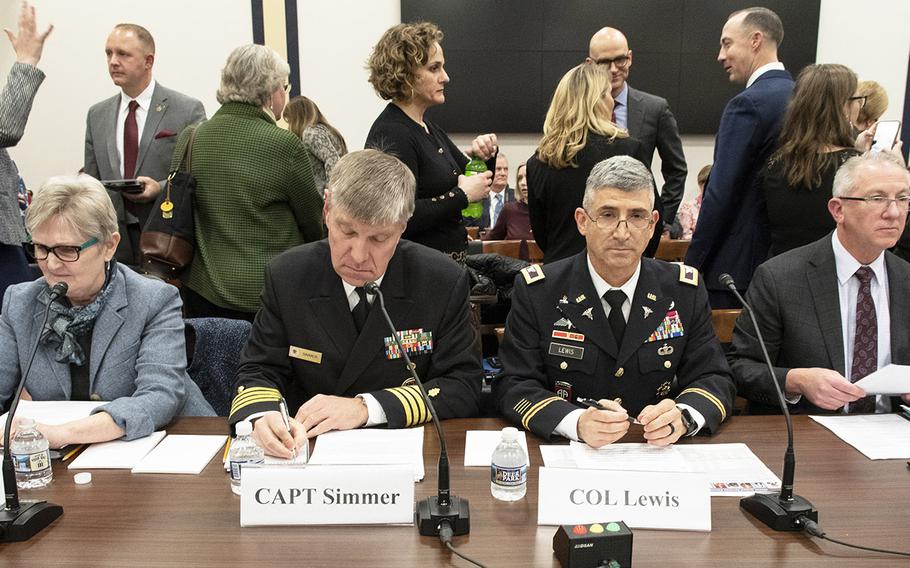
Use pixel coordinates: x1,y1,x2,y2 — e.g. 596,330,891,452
461,156,486,219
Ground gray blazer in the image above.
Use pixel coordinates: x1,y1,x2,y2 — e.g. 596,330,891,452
626,86,687,224
728,234,910,413
83,82,205,262
0,264,214,440
0,63,44,246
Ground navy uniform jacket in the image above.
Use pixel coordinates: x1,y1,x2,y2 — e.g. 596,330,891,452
229,239,481,429
496,252,735,439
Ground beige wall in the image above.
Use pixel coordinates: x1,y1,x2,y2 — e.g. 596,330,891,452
2,0,908,201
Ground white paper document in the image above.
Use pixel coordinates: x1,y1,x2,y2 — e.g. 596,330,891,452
308,427,425,481
463,430,529,466
810,414,910,459
68,431,166,469
131,434,227,474
560,442,780,496
1,400,104,426
853,364,910,395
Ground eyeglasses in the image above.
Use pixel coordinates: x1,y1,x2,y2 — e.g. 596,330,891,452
593,53,631,69
848,95,867,109
283,82,291,94
23,237,99,262
584,209,653,232
839,195,910,212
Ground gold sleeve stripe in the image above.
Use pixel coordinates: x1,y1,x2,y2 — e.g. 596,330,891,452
398,385,429,426
230,387,282,415
386,388,414,426
679,388,727,421
522,396,563,430
514,399,532,414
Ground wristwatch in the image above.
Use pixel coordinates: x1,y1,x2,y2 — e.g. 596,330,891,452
678,406,698,437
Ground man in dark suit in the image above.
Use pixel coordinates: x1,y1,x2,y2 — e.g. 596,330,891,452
684,7,794,307
229,149,481,457
464,153,514,230
84,23,205,265
730,152,910,414
586,27,687,227
496,156,734,448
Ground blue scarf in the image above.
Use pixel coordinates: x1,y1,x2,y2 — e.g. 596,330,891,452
38,261,117,366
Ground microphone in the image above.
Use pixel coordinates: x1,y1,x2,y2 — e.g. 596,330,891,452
718,274,817,531
363,281,470,538
1,281,66,542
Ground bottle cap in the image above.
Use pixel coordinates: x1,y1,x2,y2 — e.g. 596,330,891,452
236,421,253,436
502,426,518,442
74,472,92,485
16,417,36,429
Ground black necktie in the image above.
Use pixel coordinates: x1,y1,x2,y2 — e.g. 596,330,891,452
849,267,877,413
604,290,627,346
352,287,370,334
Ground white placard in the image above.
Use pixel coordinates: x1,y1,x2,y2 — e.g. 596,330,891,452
464,430,530,466
537,467,711,531
240,464,414,527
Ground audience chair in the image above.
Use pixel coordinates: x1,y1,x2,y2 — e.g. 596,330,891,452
184,317,252,416
711,308,741,344
481,240,522,260
523,240,544,264
466,226,480,240
655,238,690,262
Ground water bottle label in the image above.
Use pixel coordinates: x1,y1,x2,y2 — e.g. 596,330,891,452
12,450,50,473
229,458,264,481
491,464,527,487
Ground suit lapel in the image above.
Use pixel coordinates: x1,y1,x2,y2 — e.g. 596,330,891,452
617,261,673,365
807,241,845,374
105,95,122,177
32,305,70,398
557,254,617,358
89,270,127,388
886,253,910,365
625,88,645,138
334,247,414,395
307,248,357,371
135,84,167,173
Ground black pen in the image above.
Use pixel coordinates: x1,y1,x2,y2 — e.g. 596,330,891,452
576,397,641,424
899,404,910,422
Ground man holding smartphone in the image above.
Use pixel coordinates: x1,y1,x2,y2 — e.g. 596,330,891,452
83,23,205,265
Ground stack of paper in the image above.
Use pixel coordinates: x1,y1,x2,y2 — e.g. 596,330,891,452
463,430,530,466
131,435,227,474
68,431,167,469
308,427,425,481
810,414,910,459
1,400,104,425
539,442,781,496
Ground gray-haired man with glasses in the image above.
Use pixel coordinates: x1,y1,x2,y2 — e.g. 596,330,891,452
496,155,734,448
731,151,910,414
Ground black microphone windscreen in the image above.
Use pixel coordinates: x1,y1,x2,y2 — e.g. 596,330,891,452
718,273,735,289
50,282,69,299
364,281,380,295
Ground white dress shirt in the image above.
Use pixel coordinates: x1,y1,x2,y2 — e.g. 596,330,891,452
489,192,504,228
115,79,156,178
745,62,785,88
554,256,705,440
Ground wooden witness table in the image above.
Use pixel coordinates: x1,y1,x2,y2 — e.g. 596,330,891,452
2,416,908,567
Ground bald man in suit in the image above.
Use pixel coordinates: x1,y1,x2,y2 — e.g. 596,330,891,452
84,23,205,265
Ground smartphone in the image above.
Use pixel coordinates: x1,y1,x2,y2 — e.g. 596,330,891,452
102,179,144,194
871,120,901,153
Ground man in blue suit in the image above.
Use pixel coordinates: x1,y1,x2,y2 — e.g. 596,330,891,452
464,153,514,231
684,7,794,308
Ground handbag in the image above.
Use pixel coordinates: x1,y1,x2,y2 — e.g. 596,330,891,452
139,125,199,280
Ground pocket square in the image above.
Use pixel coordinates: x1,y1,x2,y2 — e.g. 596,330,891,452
154,129,177,139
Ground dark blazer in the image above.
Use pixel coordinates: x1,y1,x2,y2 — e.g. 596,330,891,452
496,252,735,439
229,239,481,429
685,69,794,294
527,133,653,263
84,82,206,263
626,86,687,225
728,235,910,413
465,186,515,229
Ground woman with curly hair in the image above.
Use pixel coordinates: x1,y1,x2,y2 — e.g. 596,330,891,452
527,63,649,263
365,21,497,263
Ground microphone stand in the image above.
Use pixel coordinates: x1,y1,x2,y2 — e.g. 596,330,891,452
1,283,67,542
364,282,470,537
719,274,817,531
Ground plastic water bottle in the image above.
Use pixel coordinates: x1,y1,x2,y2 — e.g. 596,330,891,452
10,418,53,489
461,156,487,219
491,427,527,501
228,420,264,495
